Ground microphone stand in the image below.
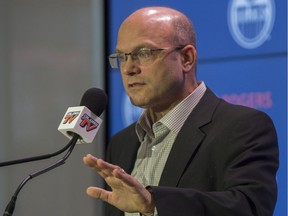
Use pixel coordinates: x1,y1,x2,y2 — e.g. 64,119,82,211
0,138,76,167
3,134,80,216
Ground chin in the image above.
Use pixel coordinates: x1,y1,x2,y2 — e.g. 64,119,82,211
129,98,148,108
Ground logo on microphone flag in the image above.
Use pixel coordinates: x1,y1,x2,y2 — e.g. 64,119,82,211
80,113,99,132
58,106,102,144
63,111,80,124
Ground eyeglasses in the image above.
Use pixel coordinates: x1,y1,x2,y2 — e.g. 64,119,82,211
109,45,186,69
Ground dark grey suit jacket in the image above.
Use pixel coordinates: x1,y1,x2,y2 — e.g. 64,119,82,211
104,88,279,216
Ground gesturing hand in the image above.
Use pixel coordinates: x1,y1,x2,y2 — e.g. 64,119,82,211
83,154,155,215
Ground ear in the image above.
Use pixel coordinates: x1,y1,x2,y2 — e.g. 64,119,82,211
180,45,197,73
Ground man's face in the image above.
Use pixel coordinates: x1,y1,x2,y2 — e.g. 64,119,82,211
116,15,187,113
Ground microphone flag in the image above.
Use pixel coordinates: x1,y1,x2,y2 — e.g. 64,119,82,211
57,106,102,144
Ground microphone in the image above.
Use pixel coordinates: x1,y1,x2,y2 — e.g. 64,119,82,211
0,88,107,167
58,88,108,144
2,88,107,216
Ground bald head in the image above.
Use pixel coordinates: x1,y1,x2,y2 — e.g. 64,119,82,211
119,7,197,48
115,7,198,116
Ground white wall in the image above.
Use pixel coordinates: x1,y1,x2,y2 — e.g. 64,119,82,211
0,0,105,215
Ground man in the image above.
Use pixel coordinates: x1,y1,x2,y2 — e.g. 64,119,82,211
83,7,279,216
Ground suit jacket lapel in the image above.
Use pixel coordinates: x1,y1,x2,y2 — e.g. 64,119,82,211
107,123,141,175
121,125,141,174
159,88,220,186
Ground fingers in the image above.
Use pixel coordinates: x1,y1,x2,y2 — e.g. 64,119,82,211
83,154,138,189
86,186,111,203
83,154,115,169
83,154,154,213
84,154,126,172
83,154,142,186
83,154,125,179
83,154,99,167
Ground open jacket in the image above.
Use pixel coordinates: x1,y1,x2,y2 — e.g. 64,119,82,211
104,88,279,216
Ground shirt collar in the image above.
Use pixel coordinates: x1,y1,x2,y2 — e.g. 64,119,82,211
136,82,207,141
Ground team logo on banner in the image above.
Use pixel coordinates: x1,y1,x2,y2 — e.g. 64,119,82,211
228,0,275,49
122,93,143,127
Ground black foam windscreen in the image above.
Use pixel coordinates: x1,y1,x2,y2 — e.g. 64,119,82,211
80,88,108,116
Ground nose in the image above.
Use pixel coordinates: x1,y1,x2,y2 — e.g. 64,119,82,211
121,55,141,76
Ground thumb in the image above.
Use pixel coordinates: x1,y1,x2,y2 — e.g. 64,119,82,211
86,187,111,202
